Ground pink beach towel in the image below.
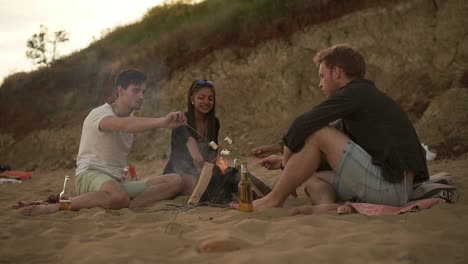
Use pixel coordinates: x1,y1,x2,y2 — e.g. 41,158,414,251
337,198,446,216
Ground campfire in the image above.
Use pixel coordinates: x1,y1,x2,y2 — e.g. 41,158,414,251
216,156,229,174
215,136,233,174
187,136,272,206
188,136,236,205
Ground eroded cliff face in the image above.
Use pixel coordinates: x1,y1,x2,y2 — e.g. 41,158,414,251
1,0,467,170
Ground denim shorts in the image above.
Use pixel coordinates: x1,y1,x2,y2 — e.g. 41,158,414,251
76,168,149,199
334,141,409,206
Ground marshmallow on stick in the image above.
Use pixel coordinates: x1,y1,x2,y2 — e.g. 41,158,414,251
209,141,218,150
224,137,233,145
220,149,231,156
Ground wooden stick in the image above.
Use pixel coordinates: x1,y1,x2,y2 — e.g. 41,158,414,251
186,124,208,141
248,178,264,198
187,162,215,205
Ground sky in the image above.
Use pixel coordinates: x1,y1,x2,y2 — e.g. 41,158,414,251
0,0,172,83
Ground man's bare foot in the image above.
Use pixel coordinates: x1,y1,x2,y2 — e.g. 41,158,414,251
289,203,340,216
229,202,240,210
336,202,355,214
229,195,283,211
253,196,283,210
19,204,60,216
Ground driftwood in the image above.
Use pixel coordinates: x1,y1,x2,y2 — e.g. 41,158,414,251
248,177,264,198
187,163,215,205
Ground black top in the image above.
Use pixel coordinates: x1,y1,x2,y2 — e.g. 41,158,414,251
283,78,429,183
163,113,220,176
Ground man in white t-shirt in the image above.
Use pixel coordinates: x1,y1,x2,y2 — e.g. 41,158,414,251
22,69,188,216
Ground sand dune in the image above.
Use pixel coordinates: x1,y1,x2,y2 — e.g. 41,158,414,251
1,157,467,263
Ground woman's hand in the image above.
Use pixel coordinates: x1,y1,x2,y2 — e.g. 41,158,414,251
258,155,283,170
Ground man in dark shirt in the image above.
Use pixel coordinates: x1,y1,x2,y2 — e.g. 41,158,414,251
248,44,429,215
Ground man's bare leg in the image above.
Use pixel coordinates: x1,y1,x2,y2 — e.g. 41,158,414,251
289,171,340,215
253,126,349,210
20,180,130,216
129,173,183,208
304,171,337,205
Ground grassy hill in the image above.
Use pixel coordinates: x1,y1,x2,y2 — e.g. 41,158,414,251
0,0,397,139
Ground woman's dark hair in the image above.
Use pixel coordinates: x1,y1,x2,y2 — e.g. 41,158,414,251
186,80,217,141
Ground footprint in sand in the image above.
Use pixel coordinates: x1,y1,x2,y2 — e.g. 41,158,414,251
197,237,249,253
94,231,116,239
232,218,271,239
164,220,197,235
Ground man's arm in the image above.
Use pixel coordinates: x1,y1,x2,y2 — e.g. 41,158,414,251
282,145,292,166
283,87,360,153
99,111,186,133
251,142,283,158
258,154,283,170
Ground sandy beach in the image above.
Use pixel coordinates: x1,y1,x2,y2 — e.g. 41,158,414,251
1,156,467,264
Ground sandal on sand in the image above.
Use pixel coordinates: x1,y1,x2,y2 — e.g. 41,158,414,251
13,194,59,209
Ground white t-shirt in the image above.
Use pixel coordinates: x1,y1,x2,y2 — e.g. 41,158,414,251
75,103,133,180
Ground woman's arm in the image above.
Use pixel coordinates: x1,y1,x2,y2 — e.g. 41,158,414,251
186,137,205,171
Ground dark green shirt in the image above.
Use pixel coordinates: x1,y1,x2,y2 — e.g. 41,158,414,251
283,78,429,183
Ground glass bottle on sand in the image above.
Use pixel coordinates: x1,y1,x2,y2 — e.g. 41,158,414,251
59,175,72,210
238,162,254,212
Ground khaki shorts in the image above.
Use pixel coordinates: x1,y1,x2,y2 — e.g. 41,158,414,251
76,168,149,199
334,141,409,206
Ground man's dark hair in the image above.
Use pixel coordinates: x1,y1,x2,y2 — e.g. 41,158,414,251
313,44,366,79
114,68,147,90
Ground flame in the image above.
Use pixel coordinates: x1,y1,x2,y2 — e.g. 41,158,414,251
216,156,228,174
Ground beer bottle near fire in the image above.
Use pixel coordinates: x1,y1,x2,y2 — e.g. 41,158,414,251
238,161,254,212
59,175,72,210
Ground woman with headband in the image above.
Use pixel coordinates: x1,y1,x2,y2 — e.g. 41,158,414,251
163,80,220,178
